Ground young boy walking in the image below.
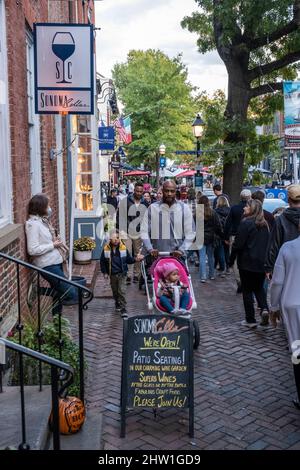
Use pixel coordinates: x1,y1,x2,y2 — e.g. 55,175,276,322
100,230,143,318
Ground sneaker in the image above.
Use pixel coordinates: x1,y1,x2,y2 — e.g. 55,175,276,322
115,303,121,312
133,276,139,283
226,268,232,275
220,272,226,278
260,309,269,326
200,279,206,283
194,260,199,267
126,276,131,285
120,309,128,318
293,399,300,410
241,320,257,328
178,309,191,317
209,276,215,280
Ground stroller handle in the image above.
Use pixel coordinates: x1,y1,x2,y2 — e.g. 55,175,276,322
157,251,171,256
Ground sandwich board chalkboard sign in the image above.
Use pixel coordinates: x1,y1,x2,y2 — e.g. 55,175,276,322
120,314,194,437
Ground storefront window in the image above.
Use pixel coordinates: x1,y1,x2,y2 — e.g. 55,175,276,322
75,116,94,211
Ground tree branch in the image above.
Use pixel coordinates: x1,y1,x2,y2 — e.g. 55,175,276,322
246,1,300,50
250,82,283,98
213,0,229,60
249,50,300,80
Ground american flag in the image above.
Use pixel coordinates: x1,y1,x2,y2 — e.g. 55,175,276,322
113,118,127,144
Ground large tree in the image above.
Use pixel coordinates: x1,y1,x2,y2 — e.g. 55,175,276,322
182,0,300,202
112,49,197,170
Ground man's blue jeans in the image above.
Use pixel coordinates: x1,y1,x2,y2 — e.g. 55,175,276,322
160,291,190,312
199,244,215,280
42,264,78,302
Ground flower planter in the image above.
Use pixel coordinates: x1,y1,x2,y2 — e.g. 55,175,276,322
74,250,92,264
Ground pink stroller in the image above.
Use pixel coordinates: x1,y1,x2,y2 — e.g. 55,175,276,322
141,252,200,349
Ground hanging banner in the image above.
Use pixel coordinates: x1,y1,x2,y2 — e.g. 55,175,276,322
99,126,115,150
284,81,300,149
34,23,94,114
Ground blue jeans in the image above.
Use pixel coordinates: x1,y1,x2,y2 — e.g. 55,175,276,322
42,264,78,302
160,291,190,312
199,244,215,280
214,241,225,271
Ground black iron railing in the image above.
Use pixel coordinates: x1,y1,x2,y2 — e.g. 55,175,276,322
0,252,93,402
0,338,73,450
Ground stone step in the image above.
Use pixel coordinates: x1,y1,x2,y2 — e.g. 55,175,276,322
47,407,103,450
0,385,51,450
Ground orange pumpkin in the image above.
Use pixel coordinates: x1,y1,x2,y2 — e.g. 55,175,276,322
49,396,85,435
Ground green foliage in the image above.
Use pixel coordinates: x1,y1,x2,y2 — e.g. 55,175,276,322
8,316,85,397
112,49,197,166
182,1,300,198
182,1,299,82
194,89,282,168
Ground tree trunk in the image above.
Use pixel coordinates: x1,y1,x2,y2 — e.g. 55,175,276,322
222,66,250,204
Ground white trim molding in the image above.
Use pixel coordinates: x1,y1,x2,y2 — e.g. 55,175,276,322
0,0,13,229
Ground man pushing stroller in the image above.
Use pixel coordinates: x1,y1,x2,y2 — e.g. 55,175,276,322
140,180,196,259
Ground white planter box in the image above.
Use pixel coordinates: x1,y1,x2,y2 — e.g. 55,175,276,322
74,250,92,264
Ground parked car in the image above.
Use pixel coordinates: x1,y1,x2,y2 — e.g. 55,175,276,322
263,198,288,214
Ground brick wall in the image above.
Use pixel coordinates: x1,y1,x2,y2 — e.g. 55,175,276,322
0,0,83,335
0,240,21,336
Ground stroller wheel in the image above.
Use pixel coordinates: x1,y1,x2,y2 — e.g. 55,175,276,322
193,320,200,350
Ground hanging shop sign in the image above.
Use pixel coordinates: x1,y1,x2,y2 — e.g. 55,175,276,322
99,126,115,150
34,23,94,114
284,81,300,149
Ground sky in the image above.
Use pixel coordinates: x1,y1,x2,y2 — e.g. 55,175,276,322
94,0,228,95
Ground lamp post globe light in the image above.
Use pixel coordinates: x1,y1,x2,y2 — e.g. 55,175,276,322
192,113,205,191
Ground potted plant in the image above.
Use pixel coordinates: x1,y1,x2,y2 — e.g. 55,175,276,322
73,236,96,264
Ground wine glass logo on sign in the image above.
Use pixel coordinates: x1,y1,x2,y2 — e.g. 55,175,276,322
52,32,75,84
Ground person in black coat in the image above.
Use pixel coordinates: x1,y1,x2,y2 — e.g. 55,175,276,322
215,196,231,274
107,189,119,210
265,184,300,277
229,199,270,328
224,189,252,292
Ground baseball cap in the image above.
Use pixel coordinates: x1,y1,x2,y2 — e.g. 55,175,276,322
288,184,300,202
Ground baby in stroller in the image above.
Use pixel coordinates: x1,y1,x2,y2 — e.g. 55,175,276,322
156,261,191,315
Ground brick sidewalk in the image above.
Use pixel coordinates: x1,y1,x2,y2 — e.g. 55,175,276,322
66,265,300,450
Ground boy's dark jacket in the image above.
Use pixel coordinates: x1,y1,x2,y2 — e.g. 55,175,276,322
100,240,135,275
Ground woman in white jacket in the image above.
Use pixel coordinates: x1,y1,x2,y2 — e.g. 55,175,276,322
270,232,300,409
25,194,77,305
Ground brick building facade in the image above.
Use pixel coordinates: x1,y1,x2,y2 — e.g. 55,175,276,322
0,0,95,335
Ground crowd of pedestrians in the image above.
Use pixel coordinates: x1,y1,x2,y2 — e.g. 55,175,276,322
99,179,300,408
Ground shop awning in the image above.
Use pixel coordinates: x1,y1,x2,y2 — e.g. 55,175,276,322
123,170,151,176
177,170,196,177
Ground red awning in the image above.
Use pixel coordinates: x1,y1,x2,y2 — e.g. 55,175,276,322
177,170,196,177
123,170,151,176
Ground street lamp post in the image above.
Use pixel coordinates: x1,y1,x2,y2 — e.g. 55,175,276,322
192,113,205,191
156,144,166,188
